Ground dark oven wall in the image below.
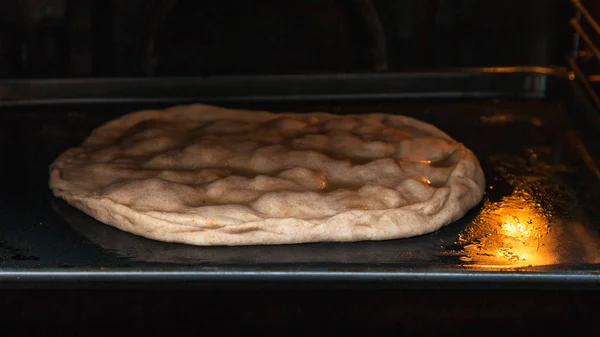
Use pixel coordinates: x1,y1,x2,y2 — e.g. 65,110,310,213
0,0,574,78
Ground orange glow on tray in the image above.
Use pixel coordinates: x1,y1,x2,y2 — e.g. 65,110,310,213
456,188,558,268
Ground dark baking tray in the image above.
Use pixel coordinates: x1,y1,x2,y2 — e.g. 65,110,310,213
1,67,600,289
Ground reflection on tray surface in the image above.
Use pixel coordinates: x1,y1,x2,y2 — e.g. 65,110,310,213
448,141,600,269
453,188,558,268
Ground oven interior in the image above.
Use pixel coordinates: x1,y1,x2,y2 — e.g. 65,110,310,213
1,0,600,335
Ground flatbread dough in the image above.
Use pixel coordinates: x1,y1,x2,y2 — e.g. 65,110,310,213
49,104,485,246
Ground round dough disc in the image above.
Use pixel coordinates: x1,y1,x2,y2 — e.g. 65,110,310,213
49,104,485,246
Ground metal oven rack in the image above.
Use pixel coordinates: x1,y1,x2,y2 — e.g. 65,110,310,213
570,0,600,109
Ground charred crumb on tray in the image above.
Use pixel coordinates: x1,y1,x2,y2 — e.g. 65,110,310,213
0,240,41,262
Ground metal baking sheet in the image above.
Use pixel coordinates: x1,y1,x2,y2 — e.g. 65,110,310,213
1,68,600,288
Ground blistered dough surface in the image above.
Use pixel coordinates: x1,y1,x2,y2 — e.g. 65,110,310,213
49,104,485,246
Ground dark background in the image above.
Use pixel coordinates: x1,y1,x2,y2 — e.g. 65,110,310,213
1,289,600,336
0,0,584,78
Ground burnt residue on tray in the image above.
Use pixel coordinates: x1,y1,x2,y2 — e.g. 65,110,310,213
0,240,40,262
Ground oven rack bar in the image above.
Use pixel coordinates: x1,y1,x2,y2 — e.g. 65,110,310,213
570,0,600,110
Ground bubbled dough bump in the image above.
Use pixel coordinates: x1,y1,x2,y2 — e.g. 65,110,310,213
49,104,485,246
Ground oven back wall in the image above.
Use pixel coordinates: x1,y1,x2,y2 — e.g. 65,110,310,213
0,0,573,78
